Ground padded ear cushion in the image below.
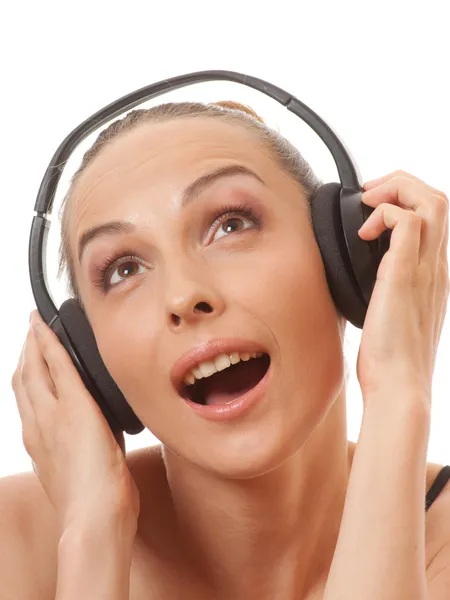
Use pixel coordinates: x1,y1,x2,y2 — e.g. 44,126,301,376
58,299,145,435
310,182,368,329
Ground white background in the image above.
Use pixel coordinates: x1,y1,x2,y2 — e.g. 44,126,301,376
1,0,449,477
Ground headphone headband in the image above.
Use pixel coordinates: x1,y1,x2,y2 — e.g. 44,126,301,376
27,70,390,434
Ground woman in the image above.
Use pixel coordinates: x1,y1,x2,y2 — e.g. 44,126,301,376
4,100,450,599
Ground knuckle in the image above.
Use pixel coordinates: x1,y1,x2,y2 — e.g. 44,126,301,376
21,430,36,456
37,332,49,351
20,364,34,387
49,359,64,384
398,267,416,285
419,268,432,287
405,267,423,289
433,194,449,213
11,370,20,390
51,353,67,382
406,210,421,224
434,190,448,205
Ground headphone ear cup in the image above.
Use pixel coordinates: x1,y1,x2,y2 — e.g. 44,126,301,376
310,182,368,329
57,299,145,435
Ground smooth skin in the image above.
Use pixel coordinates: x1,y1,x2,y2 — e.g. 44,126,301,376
6,117,450,599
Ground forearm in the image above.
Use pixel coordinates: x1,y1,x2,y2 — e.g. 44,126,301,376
55,512,137,600
324,392,431,600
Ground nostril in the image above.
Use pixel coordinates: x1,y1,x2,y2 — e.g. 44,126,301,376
195,302,213,314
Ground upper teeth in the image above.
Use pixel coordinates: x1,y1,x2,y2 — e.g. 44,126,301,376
183,351,263,386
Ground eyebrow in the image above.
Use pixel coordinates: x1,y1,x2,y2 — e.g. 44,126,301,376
76,164,265,264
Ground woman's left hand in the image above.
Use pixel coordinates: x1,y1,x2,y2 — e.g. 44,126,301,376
355,170,449,404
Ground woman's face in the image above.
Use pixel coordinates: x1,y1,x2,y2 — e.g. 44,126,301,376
69,117,346,477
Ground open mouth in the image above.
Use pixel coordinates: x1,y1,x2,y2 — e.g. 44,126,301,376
180,353,271,406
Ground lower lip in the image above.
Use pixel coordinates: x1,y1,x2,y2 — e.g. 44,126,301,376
184,362,271,422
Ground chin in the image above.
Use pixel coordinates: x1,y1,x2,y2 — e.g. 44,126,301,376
184,404,316,481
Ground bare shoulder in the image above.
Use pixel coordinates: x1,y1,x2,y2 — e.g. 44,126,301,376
0,470,59,598
0,445,166,599
1,447,449,597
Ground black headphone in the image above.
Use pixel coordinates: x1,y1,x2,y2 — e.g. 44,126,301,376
29,70,392,436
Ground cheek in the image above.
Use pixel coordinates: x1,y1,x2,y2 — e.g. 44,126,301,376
237,233,335,334
93,310,165,402
240,234,343,384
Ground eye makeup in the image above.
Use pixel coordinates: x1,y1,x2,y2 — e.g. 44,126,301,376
89,198,264,293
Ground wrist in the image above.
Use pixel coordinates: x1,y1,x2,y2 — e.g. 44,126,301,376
61,494,138,536
56,509,136,600
363,386,430,415
59,509,137,553
362,388,431,442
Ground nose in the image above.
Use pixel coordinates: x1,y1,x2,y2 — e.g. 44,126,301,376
164,264,225,330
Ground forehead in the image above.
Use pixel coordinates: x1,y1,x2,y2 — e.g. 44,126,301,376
69,117,280,241
72,118,272,205
74,117,272,201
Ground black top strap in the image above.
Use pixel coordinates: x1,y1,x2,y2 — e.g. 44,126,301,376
426,465,450,512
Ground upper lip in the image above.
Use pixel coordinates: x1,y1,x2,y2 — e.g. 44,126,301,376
171,338,269,393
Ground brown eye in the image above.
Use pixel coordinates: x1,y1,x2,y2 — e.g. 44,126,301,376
109,260,146,286
212,215,253,242
207,203,262,244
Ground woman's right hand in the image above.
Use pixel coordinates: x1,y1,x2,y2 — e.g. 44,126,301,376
11,310,140,536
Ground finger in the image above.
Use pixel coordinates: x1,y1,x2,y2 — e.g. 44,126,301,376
361,177,446,265
12,340,36,427
12,335,48,458
363,170,446,200
359,202,422,276
364,172,450,260
31,314,88,404
21,326,58,409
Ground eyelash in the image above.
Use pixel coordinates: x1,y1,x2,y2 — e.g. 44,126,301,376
92,202,263,292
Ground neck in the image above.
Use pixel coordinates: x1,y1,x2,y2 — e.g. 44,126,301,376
161,386,352,600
